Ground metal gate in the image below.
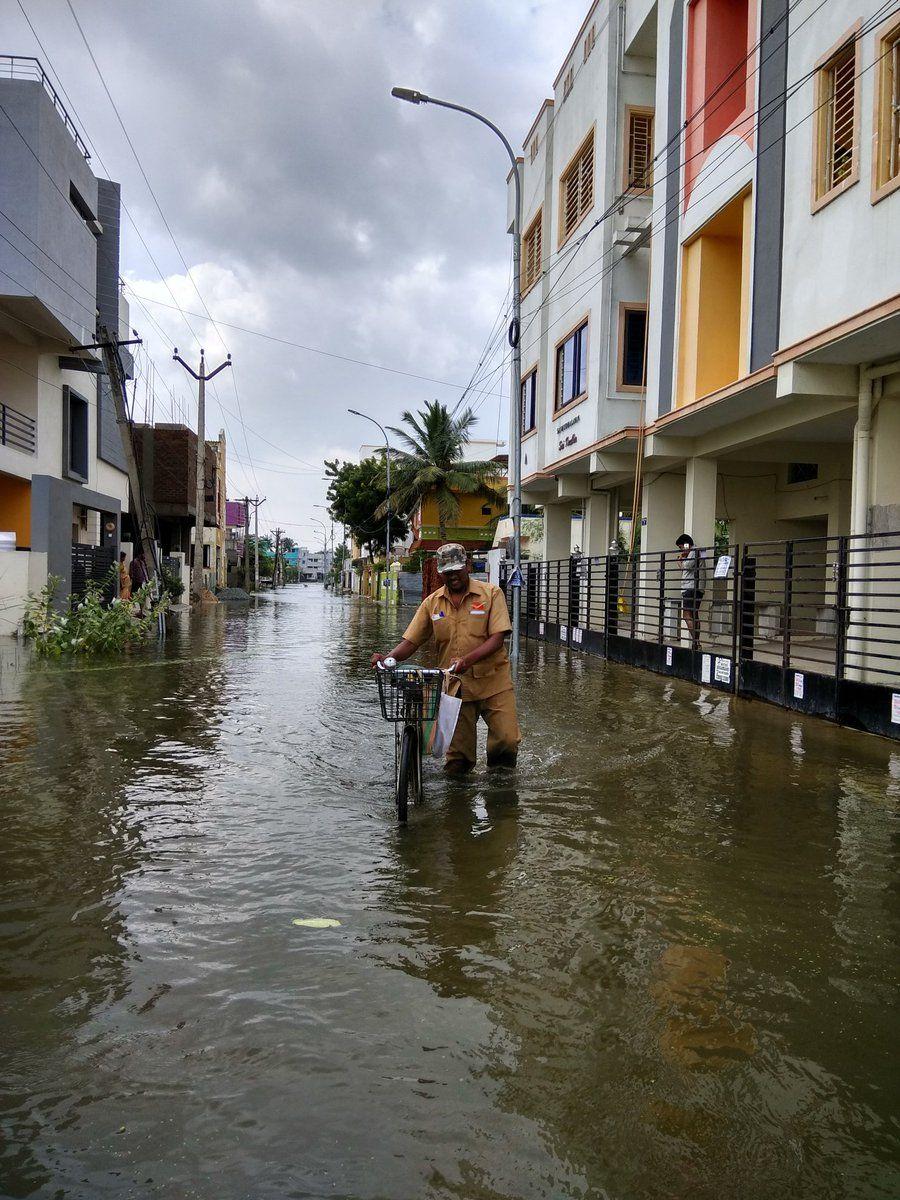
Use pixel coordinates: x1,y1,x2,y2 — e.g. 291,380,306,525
71,544,116,598
500,532,900,739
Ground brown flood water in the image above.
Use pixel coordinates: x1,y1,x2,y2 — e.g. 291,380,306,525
0,586,898,1199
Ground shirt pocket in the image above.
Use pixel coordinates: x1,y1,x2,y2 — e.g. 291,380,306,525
432,616,452,642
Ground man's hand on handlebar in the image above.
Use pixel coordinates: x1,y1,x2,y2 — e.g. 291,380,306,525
449,657,469,675
371,652,388,668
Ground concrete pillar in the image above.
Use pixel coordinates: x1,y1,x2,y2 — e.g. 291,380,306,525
683,457,718,549
642,473,685,553
583,492,612,557
543,503,572,561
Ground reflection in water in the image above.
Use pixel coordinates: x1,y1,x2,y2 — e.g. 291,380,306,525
0,590,898,1200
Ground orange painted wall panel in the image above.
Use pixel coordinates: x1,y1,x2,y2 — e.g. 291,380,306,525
0,473,31,547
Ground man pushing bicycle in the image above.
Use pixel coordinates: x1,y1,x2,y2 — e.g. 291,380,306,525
371,543,520,774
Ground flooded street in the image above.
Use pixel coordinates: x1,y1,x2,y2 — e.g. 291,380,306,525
1,587,898,1199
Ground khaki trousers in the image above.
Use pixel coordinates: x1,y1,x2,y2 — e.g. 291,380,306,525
446,688,521,770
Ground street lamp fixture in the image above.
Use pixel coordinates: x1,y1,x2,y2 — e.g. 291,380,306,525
347,408,392,570
390,85,523,665
390,87,424,104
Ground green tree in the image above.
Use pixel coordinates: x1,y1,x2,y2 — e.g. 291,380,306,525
379,400,506,541
324,458,409,558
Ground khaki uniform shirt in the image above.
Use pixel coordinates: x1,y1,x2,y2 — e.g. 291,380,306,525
403,577,513,701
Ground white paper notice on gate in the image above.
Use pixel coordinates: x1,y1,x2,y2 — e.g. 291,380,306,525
714,555,732,579
892,693,900,724
794,673,805,700
665,646,673,666
714,657,732,684
701,654,712,683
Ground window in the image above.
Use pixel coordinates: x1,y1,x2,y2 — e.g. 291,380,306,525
787,462,818,485
481,505,493,516
555,321,588,411
62,385,89,482
619,304,648,390
873,16,900,201
626,108,654,190
563,66,574,100
813,30,860,209
69,182,102,236
559,130,594,244
522,210,542,294
583,25,596,63
530,135,540,163
521,368,537,433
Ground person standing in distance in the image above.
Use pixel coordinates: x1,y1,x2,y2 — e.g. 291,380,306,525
372,543,520,774
676,533,706,649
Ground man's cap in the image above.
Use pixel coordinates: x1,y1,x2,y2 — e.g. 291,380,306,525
435,543,467,573
675,533,694,547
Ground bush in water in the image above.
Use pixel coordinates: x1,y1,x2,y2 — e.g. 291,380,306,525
23,570,169,656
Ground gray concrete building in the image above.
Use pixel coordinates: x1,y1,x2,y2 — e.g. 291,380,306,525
0,56,131,633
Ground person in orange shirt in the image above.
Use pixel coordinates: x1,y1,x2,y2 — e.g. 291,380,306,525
372,543,520,774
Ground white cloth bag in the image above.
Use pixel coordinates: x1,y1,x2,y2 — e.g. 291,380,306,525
428,674,462,758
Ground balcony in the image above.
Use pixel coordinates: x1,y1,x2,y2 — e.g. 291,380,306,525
0,56,90,159
0,401,36,454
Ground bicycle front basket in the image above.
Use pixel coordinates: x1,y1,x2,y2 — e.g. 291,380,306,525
376,667,443,722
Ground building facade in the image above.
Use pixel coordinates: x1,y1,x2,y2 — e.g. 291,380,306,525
509,0,900,736
284,545,333,581
0,58,131,635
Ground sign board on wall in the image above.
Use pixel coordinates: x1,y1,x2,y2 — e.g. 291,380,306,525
665,646,673,666
794,673,805,700
560,625,568,641
714,657,732,684
701,654,711,683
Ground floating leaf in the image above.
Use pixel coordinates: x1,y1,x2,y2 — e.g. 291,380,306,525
291,918,341,929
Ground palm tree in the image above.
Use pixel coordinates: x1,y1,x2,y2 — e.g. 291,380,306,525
376,400,507,541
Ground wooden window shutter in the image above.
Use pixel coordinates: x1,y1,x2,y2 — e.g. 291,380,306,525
522,211,542,292
875,25,900,190
561,131,594,242
627,111,653,188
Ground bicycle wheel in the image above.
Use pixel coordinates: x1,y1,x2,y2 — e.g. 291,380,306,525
396,724,417,823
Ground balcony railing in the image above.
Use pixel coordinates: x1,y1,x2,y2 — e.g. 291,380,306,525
0,401,37,454
0,55,91,160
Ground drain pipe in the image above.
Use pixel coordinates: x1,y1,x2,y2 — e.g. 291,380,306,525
852,365,872,538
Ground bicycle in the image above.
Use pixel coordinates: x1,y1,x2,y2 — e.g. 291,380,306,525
376,663,444,822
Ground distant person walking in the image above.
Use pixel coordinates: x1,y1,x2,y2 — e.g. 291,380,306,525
129,549,148,593
677,533,706,649
118,551,132,602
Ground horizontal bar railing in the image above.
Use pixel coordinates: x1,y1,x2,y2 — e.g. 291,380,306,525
0,55,91,159
0,402,37,454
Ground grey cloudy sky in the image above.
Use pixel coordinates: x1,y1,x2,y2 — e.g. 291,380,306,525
11,0,586,539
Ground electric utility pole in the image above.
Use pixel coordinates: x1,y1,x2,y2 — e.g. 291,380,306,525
74,327,156,576
273,528,282,589
253,500,264,591
173,347,232,599
243,497,251,589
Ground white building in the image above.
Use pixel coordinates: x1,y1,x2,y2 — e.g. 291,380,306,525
506,0,900,737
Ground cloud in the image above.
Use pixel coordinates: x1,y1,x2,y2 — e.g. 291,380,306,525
16,0,586,532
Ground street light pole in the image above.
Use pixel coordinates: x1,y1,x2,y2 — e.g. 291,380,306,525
348,408,392,572
314,504,335,586
311,517,328,583
390,87,522,664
